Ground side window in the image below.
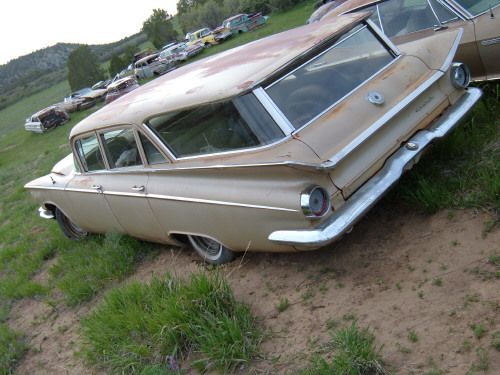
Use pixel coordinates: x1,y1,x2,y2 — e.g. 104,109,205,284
101,128,142,168
428,0,460,24
74,134,105,172
378,0,440,37
139,133,167,165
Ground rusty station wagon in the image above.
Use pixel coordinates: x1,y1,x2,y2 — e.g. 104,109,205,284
310,0,500,81
25,14,481,264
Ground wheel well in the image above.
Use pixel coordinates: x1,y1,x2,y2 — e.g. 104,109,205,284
170,233,189,245
44,203,57,216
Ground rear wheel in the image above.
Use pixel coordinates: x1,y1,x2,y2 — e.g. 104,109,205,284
55,208,88,240
188,235,236,264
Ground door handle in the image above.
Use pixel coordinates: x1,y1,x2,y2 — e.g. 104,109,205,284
92,184,102,192
131,185,145,192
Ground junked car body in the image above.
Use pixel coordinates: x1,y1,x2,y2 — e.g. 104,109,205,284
134,53,176,79
104,76,140,104
310,0,500,81
186,28,218,47
222,13,267,33
25,106,70,134
159,43,204,62
26,14,481,264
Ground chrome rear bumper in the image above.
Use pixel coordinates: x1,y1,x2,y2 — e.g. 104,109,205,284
268,87,482,248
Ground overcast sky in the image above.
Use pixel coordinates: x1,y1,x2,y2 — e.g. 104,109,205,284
0,0,178,65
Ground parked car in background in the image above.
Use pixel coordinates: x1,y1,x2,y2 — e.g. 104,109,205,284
212,26,233,42
186,28,218,47
222,13,267,33
132,49,156,64
25,106,69,133
26,14,481,264
105,76,140,104
92,80,111,90
57,88,97,112
159,42,204,62
310,0,500,81
134,53,176,79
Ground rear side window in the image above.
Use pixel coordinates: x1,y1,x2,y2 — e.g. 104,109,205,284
101,128,142,168
266,25,394,129
74,134,105,172
147,93,284,158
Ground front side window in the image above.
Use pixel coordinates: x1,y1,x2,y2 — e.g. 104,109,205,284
265,25,394,129
147,93,283,158
453,0,500,16
74,134,105,172
100,128,142,168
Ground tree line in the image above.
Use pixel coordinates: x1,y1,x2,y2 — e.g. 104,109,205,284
66,0,310,90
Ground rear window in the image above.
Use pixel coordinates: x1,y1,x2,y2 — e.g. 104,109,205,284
146,93,284,158
265,25,394,129
454,0,500,16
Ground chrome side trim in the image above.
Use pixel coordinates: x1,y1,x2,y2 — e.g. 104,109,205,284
481,37,500,46
39,206,55,219
27,184,297,212
148,193,298,212
253,87,294,134
24,185,65,191
324,69,444,169
268,87,482,247
439,28,463,72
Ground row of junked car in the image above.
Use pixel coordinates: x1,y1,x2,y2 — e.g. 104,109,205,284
24,12,270,134
26,0,498,264
112,12,269,82
25,76,140,134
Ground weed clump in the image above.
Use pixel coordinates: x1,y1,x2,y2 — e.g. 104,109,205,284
80,272,261,374
298,321,386,374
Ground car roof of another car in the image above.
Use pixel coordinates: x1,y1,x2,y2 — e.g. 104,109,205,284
135,53,159,65
107,76,136,89
32,106,58,117
70,13,368,138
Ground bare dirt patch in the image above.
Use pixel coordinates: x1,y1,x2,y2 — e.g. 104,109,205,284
9,204,500,374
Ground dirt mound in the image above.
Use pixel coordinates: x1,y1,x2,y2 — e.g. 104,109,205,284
10,206,500,374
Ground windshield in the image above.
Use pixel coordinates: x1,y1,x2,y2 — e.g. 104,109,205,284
265,25,394,129
453,0,500,15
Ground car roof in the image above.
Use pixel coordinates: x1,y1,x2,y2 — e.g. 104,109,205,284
70,13,368,138
33,106,57,117
107,77,136,89
135,53,159,65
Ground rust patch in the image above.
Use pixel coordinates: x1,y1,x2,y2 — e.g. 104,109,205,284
237,80,255,90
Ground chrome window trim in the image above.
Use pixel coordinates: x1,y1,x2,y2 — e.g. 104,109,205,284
376,4,384,33
444,0,474,18
439,28,463,72
431,0,464,23
366,18,400,55
265,24,369,91
427,0,444,24
139,123,176,162
253,87,294,134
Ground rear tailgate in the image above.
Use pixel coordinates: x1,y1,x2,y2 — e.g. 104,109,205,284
295,29,463,198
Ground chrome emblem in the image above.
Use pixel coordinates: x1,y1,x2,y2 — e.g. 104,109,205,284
366,91,385,105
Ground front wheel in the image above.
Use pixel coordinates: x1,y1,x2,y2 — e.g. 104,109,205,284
188,235,236,264
55,208,88,240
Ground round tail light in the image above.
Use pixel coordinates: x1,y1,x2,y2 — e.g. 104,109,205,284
450,62,470,89
301,186,330,219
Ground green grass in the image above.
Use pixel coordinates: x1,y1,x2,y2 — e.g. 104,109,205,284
0,323,26,375
298,321,386,375
80,272,261,374
49,233,152,306
392,83,500,213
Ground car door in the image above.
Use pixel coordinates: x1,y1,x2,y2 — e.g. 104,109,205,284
64,132,123,234
97,127,168,243
474,3,500,80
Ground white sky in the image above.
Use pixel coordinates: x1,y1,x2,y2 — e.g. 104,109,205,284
0,0,179,65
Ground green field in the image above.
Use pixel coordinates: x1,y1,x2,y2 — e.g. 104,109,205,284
0,0,499,373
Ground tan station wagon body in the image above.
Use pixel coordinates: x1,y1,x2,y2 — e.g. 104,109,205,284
311,0,500,81
26,14,481,263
